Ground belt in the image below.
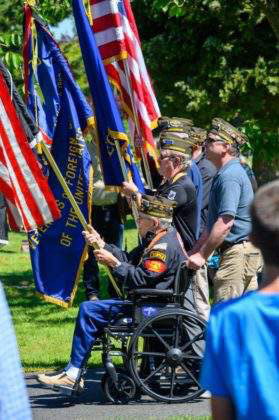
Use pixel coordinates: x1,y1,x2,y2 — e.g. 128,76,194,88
219,239,249,253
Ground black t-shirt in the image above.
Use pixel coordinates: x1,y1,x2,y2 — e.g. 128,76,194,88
157,173,197,252
195,153,217,234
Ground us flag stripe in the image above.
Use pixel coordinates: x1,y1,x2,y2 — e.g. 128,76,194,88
91,0,160,160
0,72,60,231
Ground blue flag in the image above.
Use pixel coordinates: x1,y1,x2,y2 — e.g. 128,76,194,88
23,6,93,307
72,0,144,192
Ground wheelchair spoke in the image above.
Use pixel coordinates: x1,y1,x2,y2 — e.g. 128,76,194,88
169,367,176,399
149,327,171,351
179,362,201,388
134,351,166,357
180,331,204,352
181,353,201,360
142,359,166,383
174,315,182,348
182,353,202,360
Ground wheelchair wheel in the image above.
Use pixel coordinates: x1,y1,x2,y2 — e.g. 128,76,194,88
101,369,137,404
128,308,206,403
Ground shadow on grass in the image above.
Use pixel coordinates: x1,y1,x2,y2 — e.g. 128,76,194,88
24,360,103,371
2,268,87,310
0,249,17,254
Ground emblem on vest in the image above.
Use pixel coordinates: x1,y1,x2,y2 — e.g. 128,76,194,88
167,190,176,200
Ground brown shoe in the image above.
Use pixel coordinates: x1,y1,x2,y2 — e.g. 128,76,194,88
36,370,84,394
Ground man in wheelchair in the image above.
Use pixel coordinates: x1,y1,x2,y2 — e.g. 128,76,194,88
37,195,204,399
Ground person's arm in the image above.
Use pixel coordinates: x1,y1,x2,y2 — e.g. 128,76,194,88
82,225,131,263
187,215,234,269
211,396,235,420
200,214,234,258
188,229,209,255
94,243,170,289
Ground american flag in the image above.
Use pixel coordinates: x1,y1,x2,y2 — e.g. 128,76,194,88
0,70,60,231
90,0,160,161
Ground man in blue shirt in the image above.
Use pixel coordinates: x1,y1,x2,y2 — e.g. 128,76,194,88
187,118,261,303
189,127,217,320
201,180,279,419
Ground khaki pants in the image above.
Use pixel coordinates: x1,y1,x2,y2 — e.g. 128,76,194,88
214,241,262,303
193,265,210,321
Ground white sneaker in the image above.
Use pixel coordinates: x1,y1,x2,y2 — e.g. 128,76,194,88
200,390,211,398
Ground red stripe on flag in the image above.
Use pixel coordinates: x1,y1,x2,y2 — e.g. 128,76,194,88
91,0,160,162
0,72,60,231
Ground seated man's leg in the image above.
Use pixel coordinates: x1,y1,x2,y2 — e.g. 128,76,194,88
37,299,127,391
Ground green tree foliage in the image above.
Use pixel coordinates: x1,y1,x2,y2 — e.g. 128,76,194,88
133,0,279,180
0,0,71,84
0,1,278,180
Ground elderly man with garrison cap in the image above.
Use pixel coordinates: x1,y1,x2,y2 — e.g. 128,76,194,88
123,117,200,254
36,195,194,393
187,118,262,303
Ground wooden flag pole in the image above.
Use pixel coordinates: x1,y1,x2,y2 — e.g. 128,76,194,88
40,140,122,298
114,141,140,235
123,59,154,189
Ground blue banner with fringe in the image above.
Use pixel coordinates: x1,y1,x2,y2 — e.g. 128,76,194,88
72,0,144,192
24,5,93,307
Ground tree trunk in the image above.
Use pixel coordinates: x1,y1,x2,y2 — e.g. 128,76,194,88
256,0,279,42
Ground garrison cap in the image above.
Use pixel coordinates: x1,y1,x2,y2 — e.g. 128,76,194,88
209,118,247,146
189,127,207,146
159,130,193,153
157,116,193,134
139,194,175,222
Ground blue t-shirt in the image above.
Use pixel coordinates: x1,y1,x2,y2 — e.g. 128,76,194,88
201,291,279,419
188,160,203,238
207,158,253,243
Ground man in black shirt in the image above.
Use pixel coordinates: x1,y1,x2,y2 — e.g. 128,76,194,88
123,128,198,253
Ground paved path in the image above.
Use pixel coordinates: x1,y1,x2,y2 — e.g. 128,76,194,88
27,369,211,419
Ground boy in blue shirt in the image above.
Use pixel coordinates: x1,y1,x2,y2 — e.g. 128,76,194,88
201,180,279,419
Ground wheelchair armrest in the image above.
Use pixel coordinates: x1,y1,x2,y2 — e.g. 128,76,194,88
129,288,173,298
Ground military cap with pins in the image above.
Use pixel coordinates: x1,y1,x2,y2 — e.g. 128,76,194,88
139,194,176,222
209,118,247,145
157,116,193,134
159,130,194,153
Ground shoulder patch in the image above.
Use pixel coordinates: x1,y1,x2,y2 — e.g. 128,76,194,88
149,250,167,262
144,259,167,273
152,243,167,251
167,190,177,200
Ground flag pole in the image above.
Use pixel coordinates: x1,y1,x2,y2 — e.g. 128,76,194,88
40,140,122,298
123,59,154,189
88,100,140,232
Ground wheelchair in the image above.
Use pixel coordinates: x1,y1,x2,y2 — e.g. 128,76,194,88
80,262,207,404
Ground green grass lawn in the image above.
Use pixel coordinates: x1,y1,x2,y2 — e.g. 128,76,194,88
0,216,138,372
